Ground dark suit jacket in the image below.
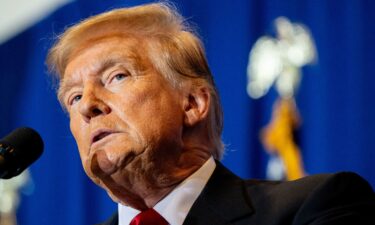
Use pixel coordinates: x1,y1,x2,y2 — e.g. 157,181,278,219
100,162,375,225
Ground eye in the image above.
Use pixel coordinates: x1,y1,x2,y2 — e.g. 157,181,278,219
107,72,128,85
114,73,126,81
69,94,82,106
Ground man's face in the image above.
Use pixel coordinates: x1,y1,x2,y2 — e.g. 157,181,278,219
60,35,188,197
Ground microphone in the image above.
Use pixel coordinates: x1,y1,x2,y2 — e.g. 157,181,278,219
0,127,44,179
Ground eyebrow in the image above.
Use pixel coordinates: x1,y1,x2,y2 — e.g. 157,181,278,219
58,57,125,104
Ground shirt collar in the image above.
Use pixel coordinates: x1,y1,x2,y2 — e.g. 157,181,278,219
118,156,216,225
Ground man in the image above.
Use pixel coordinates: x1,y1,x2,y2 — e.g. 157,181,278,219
47,3,375,225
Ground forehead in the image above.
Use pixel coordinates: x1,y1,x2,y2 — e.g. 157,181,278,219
65,35,145,75
58,34,151,100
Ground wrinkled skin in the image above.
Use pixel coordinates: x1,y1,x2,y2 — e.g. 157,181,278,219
60,34,211,210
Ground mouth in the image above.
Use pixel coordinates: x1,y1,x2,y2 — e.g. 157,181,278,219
91,129,118,146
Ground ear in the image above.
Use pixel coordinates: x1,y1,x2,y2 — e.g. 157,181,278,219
183,86,211,127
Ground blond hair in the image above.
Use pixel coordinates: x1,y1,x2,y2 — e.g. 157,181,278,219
47,3,224,159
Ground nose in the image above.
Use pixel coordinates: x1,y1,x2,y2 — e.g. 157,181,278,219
78,85,111,122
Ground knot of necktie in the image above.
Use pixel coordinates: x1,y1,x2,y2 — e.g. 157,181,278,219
130,208,168,225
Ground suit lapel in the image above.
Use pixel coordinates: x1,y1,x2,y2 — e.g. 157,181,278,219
101,163,254,225
183,162,254,225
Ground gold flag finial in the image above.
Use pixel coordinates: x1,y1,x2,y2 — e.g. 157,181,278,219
247,17,317,180
261,98,305,180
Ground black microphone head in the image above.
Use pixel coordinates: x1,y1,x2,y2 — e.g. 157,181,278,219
0,127,44,179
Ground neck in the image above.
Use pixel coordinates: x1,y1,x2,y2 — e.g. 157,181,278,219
134,148,211,209
105,138,212,210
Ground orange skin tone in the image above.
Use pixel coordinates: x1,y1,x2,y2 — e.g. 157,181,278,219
60,35,212,210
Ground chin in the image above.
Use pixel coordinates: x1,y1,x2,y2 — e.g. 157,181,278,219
85,149,118,180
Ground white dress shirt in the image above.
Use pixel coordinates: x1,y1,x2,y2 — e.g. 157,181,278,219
118,157,216,225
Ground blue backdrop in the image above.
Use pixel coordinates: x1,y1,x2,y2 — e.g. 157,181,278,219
0,0,374,224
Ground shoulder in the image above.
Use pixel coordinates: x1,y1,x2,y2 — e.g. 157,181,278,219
246,172,375,225
246,172,374,201
246,172,373,197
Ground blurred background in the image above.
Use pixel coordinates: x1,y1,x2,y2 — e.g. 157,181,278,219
0,0,374,224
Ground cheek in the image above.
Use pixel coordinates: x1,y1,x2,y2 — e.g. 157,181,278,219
138,98,184,142
113,83,184,143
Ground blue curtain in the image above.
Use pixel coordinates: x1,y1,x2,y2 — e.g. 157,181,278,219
0,0,374,224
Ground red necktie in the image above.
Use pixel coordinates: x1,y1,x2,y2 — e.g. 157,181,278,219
130,208,168,225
